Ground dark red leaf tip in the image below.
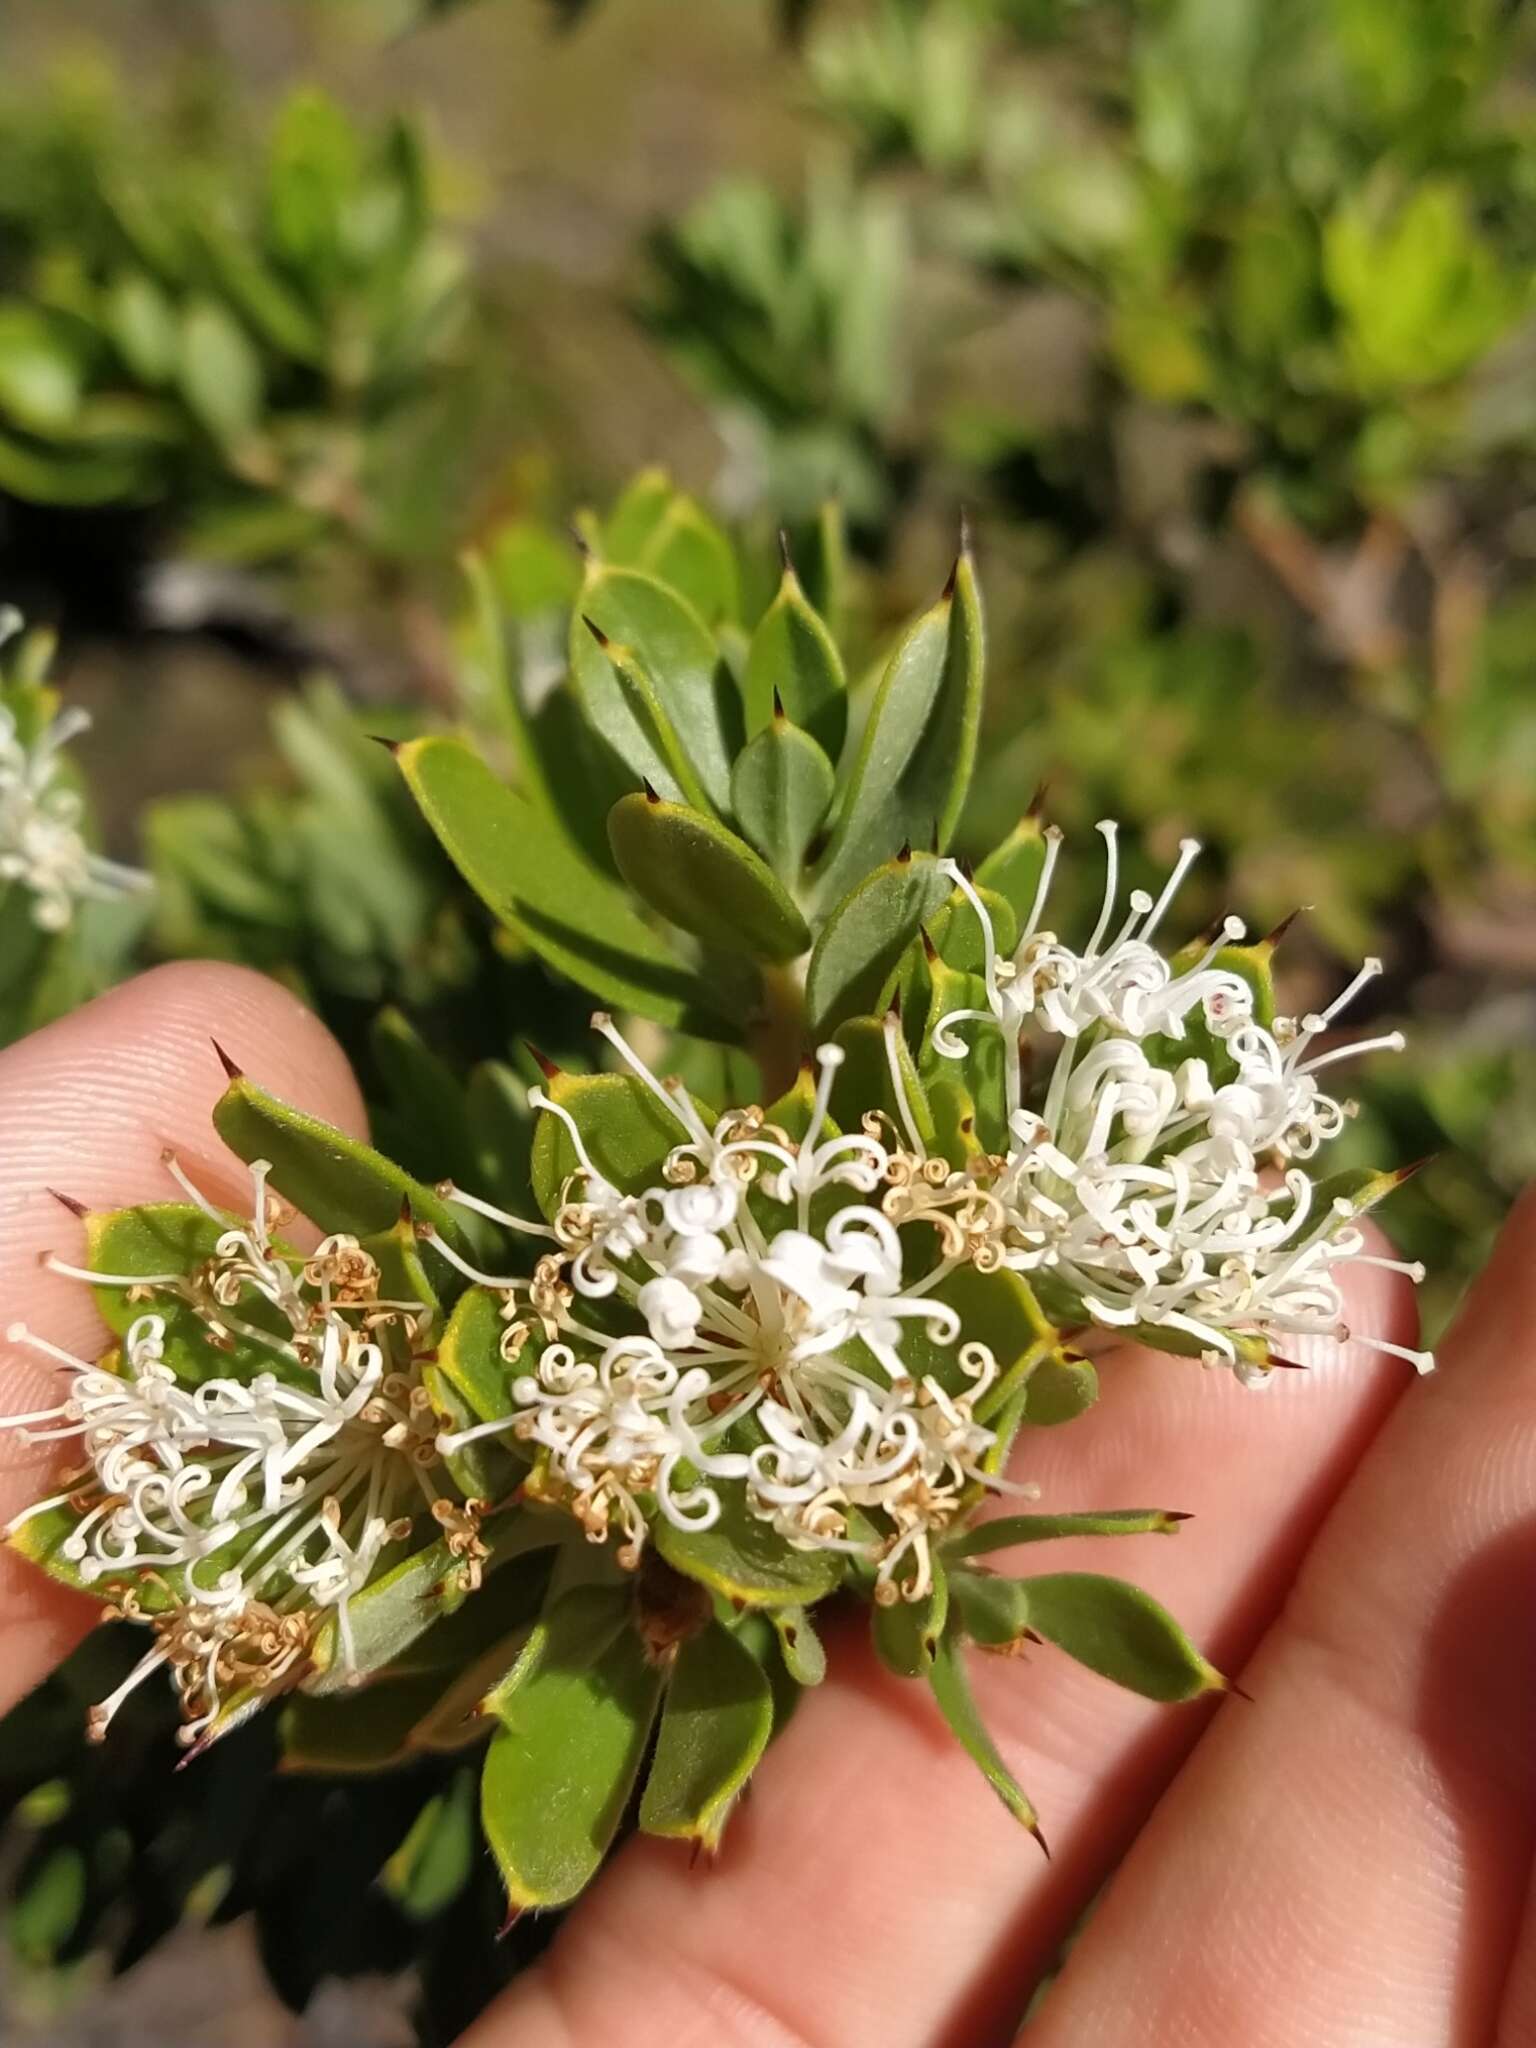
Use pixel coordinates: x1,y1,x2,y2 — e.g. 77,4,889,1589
367,733,401,755
642,778,662,804
1026,779,1050,820
211,1039,243,1082
772,686,786,720
1261,906,1306,950
896,840,913,864
1393,1154,1436,1184
47,1188,88,1219
581,614,611,650
524,1041,561,1080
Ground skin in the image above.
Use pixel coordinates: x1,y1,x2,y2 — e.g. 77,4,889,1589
0,964,1532,2047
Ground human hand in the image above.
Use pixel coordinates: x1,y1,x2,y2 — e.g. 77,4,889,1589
2,967,1530,2047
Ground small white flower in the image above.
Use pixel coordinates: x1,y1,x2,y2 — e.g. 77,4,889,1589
638,1274,704,1349
666,1231,730,1283
662,1180,739,1236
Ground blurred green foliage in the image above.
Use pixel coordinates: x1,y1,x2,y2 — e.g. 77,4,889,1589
0,65,484,589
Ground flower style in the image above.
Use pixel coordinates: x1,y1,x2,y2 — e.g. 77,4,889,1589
2,1159,464,1744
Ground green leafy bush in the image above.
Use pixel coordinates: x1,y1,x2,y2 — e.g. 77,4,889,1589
0,70,481,583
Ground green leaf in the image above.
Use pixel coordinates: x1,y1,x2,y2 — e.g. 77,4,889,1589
927,1621,1042,1838
1021,1573,1225,1701
8,1845,85,1966
80,1203,293,1385
305,1515,560,1693
608,791,811,963
189,214,327,366
460,549,552,814
829,1012,935,1152
306,1538,475,1692
730,714,836,885
211,1073,477,1255
873,1565,949,1677
103,272,179,385
370,1005,479,1187
1013,1348,1099,1427
975,814,1052,927
909,1264,1054,1405
572,563,738,814
921,953,1009,1153
633,494,741,628
603,468,675,559
178,299,264,447
426,1284,518,1499
0,304,83,432
946,1510,1186,1561
529,1066,704,1219
655,1432,845,1608
584,628,720,816
432,1284,513,1427
639,1621,773,1849
927,880,1018,974
381,1771,479,1922
743,560,847,759
6,1492,173,1608
813,547,984,906
465,1060,537,1219
481,1585,664,1908
770,1605,826,1686
398,735,732,1035
950,1568,1031,1649
279,1671,455,1775
0,428,156,506
806,852,951,1033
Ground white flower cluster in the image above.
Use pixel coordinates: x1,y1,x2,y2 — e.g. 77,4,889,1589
3,1161,451,1743
933,825,1432,1380
0,676,147,931
431,1018,1029,1603
428,826,1429,1599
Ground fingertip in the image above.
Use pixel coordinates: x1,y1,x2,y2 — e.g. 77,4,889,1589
79,961,368,1144
0,1556,96,1721
1,961,367,1433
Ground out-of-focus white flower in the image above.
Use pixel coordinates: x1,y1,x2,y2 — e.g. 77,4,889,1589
0,690,148,932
